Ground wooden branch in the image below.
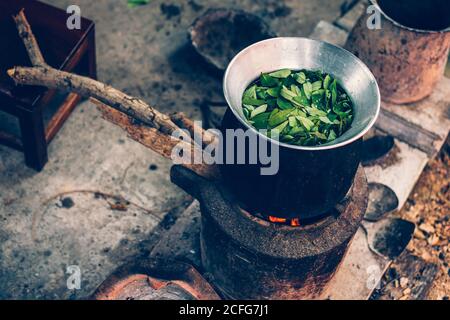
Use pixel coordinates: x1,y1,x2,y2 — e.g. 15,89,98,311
170,112,218,147
13,9,47,67
92,99,221,181
8,66,182,136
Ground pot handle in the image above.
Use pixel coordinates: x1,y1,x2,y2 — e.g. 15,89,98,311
171,165,245,222
170,165,209,201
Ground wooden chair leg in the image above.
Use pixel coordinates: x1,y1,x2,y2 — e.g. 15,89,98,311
19,108,48,171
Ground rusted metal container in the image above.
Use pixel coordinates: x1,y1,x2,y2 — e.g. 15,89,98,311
346,0,450,104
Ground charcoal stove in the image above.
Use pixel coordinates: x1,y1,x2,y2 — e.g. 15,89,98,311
170,165,368,300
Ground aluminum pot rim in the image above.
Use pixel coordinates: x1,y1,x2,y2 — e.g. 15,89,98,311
369,0,450,34
223,37,381,151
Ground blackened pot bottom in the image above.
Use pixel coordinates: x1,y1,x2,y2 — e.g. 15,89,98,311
200,166,368,300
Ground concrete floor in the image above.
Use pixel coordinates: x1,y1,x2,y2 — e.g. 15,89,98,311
0,0,347,299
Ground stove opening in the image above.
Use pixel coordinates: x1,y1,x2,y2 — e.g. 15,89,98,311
241,207,342,227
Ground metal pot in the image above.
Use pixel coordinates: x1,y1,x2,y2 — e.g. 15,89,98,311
346,0,450,104
221,37,380,220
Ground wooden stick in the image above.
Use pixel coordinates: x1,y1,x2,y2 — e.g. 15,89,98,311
8,66,181,136
170,112,218,147
13,9,47,67
92,99,221,181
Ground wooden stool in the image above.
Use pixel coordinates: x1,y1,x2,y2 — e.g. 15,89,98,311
0,0,96,171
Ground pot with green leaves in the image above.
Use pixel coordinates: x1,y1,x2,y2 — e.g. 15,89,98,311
221,38,380,221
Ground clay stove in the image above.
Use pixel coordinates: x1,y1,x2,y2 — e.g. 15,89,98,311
170,165,368,300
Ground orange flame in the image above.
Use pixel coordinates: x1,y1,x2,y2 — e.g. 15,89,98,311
268,216,301,227
268,216,287,223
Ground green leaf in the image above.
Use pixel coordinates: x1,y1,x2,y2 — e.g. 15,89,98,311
303,82,313,100
330,80,338,106
280,86,297,101
305,106,327,117
319,116,333,124
243,104,254,111
288,116,297,127
311,89,325,106
323,74,332,90
277,97,293,110
291,108,307,118
269,69,291,78
281,135,295,142
256,87,269,100
289,126,304,136
294,72,307,84
292,95,310,107
272,120,289,135
270,108,279,117
266,87,280,98
252,112,270,129
333,101,352,117
260,74,279,87
250,104,268,118
296,116,314,131
243,85,257,100
269,109,293,127
242,97,266,106
243,108,250,119
312,131,328,140
128,0,150,8
328,130,337,141
290,84,302,96
312,81,322,92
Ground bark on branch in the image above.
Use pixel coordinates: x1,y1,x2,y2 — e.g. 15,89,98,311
13,9,47,67
8,66,180,136
92,99,221,180
170,112,218,148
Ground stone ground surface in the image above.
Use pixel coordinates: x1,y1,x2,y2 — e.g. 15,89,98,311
0,0,349,299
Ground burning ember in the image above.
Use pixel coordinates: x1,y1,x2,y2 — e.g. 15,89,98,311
242,207,303,227
268,216,301,227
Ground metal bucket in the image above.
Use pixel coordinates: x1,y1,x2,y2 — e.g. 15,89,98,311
346,0,450,104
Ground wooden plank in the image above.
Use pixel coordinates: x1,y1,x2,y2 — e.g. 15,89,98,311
372,253,439,300
45,93,81,143
335,0,367,32
309,21,348,47
323,227,390,300
376,109,439,156
380,78,450,158
364,139,429,209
